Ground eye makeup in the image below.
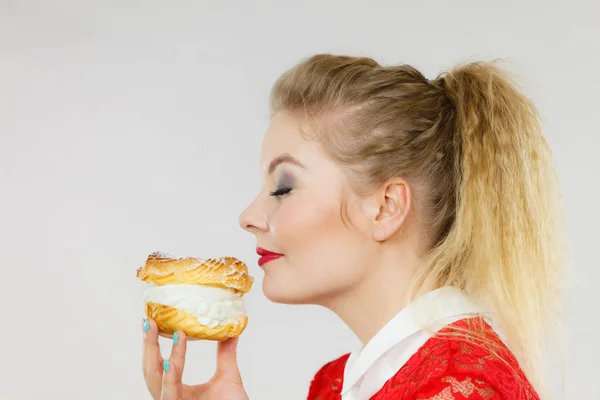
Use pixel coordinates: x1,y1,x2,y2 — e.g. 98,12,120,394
270,171,294,197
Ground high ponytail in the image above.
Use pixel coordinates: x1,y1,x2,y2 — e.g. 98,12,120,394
269,54,569,395
411,61,569,394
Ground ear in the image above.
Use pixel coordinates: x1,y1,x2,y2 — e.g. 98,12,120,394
363,179,411,242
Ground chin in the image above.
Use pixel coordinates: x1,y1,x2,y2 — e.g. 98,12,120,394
261,278,310,305
262,277,329,305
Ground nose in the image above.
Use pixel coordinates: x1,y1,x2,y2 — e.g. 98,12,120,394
238,195,269,234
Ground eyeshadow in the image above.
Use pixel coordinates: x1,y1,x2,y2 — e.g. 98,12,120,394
276,171,295,188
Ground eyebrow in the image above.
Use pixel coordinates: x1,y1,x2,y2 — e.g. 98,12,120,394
268,154,305,174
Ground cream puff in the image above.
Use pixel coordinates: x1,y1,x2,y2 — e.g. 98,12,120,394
137,252,253,341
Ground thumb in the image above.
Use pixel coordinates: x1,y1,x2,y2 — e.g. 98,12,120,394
215,337,242,381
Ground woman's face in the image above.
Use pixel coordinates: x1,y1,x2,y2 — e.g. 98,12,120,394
239,110,376,305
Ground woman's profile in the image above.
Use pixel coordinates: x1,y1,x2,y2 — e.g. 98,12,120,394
141,53,568,399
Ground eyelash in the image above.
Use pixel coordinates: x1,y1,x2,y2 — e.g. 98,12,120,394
269,187,292,197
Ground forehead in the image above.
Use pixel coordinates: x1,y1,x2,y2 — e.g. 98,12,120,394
259,111,351,195
263,111,308,147
260,111,321,168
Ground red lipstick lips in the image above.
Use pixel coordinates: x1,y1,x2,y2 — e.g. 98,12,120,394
256,247,283,267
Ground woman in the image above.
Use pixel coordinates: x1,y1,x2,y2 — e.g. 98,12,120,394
141,54,568,399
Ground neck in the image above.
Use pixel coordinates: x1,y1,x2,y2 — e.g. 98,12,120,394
324,245,423,346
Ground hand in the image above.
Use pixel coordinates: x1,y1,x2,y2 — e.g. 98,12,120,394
142,318,250,400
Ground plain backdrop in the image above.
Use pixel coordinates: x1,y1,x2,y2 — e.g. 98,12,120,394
1,1,598,399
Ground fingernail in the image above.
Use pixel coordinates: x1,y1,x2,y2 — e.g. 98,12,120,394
163,359,170,372
173,332,179,345
143,318,149,333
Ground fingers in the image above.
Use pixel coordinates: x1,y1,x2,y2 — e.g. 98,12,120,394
161,357,183,400
169,331,187,380
161,331,186,399
142,318,164,399
215,336,242,382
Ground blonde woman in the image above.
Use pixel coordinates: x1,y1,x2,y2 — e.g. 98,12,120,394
142,54,568,400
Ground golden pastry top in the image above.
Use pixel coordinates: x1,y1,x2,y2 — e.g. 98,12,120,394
136,252,253,294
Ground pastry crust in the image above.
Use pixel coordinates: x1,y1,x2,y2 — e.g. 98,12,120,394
137,252,253,294
145,301,248,341
137,252,253,340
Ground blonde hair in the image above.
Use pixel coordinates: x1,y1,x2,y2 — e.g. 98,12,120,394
269,54,570,395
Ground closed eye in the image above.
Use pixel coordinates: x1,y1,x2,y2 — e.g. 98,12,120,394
269,187,292,197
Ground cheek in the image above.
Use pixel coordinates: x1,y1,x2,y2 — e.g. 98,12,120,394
262,188,374,304
270,193,365,289
275,194,343,251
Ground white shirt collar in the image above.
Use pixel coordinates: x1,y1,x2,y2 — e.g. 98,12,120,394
341,286,490,398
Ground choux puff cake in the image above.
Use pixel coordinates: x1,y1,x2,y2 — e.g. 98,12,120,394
137,252,253,341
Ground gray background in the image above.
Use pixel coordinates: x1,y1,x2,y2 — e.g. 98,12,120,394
1,1,598,399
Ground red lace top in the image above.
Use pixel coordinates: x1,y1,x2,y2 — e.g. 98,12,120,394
307,318,539,399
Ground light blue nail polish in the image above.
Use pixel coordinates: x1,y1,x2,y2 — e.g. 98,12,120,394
164,360,170,372
143,318,149,333
173,332,179,345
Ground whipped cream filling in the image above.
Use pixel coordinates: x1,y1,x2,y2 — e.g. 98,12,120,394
143,284,246,328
